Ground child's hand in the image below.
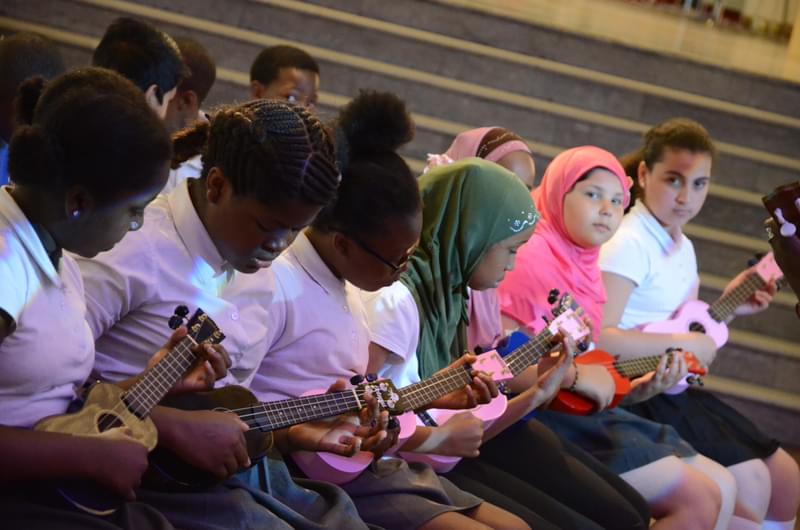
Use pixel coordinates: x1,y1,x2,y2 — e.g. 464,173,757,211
724,267,776,317
146,327,232,394
286,379,393,457
624,352,688,405
438,412,484,458
155,408,250,479
87,430,150,500
427,353,499,410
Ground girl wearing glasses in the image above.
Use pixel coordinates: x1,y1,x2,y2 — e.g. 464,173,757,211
225,91,527,530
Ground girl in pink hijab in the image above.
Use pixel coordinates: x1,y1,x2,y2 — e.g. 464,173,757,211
427,127,536,352
497,146,742,530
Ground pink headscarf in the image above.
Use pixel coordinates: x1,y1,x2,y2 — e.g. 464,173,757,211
425,126,531,173
497,146,630,339
425,127,532,351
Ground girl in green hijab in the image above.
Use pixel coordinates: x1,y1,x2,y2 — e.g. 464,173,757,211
363,158,650,530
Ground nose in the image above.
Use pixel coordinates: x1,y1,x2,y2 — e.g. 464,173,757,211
676,184,689,204
599,199,613,216
263,229,293,254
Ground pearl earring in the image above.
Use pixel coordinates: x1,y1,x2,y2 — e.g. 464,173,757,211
774,208,797,237
71,210,81,219
129,219,140,230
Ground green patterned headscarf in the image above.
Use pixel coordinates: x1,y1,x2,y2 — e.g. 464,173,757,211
400,158,539,378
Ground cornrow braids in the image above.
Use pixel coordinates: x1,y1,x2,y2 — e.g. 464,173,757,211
199,99,339,207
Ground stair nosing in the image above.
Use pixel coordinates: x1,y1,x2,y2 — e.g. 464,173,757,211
253,0,800,130
58,0,800,172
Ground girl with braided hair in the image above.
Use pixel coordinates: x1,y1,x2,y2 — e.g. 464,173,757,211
225,90,529,530
76,99,388,529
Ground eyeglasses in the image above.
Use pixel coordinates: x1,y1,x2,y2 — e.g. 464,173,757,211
351,236,414,273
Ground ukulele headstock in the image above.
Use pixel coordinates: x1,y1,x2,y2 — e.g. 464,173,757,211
763,181,800,239
547,292,592,347
750,252,783,284
355,379,408,415
168,305,226,346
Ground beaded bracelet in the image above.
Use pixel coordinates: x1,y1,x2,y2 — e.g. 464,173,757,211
567,361,579,392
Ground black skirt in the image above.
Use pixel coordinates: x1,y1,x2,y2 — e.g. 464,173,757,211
624,388,780,467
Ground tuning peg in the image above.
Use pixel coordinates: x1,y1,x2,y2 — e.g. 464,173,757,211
774,208,797,237
665,347,676,353
167,315,183,330
366,373,378,382
541,315,551,325
350,374,365,385
547,289,560,305
174,305,190,318
747,253,765,267
577,341,589,352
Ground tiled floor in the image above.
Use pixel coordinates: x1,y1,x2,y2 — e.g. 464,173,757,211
438,0,800,82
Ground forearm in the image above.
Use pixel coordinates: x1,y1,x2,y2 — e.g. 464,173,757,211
396,425,441,453
597,327,714,365
482,388,541,442
0,427,103,483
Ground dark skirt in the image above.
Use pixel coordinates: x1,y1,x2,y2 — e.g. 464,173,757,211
624,388,780,467
474,419,651,530
536,407,696,473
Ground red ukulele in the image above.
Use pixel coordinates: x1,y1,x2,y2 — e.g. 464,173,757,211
550,348,706,415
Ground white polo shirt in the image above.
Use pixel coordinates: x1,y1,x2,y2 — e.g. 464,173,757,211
224,232,370,402
77,180,252,382
359,282,422,389
599,201,698,329
163,155,202,195
0,187,94,427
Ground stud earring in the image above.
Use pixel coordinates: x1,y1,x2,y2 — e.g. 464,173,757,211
129,219,141,231
774,208,797,237
71,210,81,219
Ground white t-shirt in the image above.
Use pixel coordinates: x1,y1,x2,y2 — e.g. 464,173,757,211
0,187,94,427
599,201,698,329
359,281,421,388
163,155,203,195
224,232,370,402
77,180,253,382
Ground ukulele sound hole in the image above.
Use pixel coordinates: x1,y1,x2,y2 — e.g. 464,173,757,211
96,413,124,433
688,322,706,334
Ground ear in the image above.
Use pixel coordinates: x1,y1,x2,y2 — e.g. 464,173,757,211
144,84,163,114
64,185,95,221
181,90,199,113
250,80,265,99
332,232,352,257
205,167,230,205
636,160,648,190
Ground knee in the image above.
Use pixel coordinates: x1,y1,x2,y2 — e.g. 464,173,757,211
678,467,723,530
767,449,800,490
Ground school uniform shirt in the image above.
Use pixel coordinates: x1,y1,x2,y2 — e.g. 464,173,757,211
359,281,421,389
599,200,698,329
224,231,369,402
163,155,202,195
76,179,254,383
0,187,94,427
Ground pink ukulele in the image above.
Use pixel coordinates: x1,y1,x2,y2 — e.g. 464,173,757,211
293,293,590,482
399,294,591,473
641,252,782,349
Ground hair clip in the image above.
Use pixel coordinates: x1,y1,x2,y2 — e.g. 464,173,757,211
774,208,797,237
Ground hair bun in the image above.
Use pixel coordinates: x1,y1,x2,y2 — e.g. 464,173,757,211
337,90,414,158
15,76,48,126
8,124,60,186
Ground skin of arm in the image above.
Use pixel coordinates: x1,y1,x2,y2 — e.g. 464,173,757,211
598,271,717,366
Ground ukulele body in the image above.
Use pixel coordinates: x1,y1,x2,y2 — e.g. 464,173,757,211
33,382,157,515
640,300,728,348
146,385,271,490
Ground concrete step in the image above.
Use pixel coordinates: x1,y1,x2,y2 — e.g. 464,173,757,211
79,0,800,160
4,0,798,200
302,0,800,118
